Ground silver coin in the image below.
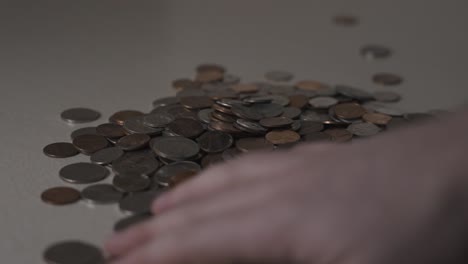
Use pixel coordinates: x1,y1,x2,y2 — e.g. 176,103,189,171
231,104,263,120
152,96,179,108
60,108,101,124
151,104,197,119
197,131,233,153
123,116,163,136
197,108,213,124
162,129,181,137
113,173,151,192
347,122,381,137
143,112,175,128
90,147,124,165
43,240,104,264
291,120,302,131
114,213,153,232
112,154,159,176
248,95,290,106
150,136,200,161
153,161,201,187
300,110,330,122
281,107,301,119
309,96,338,108
235,119,267,133
59,163,109,184
264,70,294,82
336,85,373,100
216,98,245,108
373,91,401,102
222,73,241,85
81,184,124,204
119,190,163,214
250,103,284,118
70,127,98,140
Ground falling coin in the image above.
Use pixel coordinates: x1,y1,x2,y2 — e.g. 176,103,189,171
372,73,403,86
43,241,104,264
60,108,101,124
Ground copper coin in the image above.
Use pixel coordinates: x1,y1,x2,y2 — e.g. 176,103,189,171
231,83,259,94
333,15,359,26
180,96,214,109
72,134,109,155
60,108,101,124
43,142,79,158
195,70,224,83
259,116,294,128
333,103,367,119
324,128,353,142
96,123,127,138
197,131,233,153
362,113,392,125
109,110,145,125
172,78,199,90
372,73,403,86
288,94,309,109
41,187,81,205
196,63,226,74
235,137,274,153
116,133,150,151
295,80,329,91
167,118,205,138
361,45,392,60
265,130,301,145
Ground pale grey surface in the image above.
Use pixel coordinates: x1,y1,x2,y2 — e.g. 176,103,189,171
1,0,468,262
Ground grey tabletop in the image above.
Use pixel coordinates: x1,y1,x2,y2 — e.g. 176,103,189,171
1,0,468,263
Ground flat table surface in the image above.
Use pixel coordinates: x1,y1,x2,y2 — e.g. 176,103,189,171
1,0,468,263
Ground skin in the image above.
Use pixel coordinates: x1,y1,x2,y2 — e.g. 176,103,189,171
105,111,468,264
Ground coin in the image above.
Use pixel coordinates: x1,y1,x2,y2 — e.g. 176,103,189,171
196,63,226,74
152,96,180,108
119,190,163,214
298,121,324,135
265,130,301,145
59,163,110,184
231,83,259,94
235,119,267,134
81,184,124,204
167,118,205,138
333,103,367,119
281,107,302,119
288,94,309,109
143,112,175,128
180,96,214,109
43,241,104,264
211,111,237,123
309,96,338,109
113,173,151,192
361,45,392,60
153,161,201,187
295,80,329,91
373,91,401,102
43,142,79,158
172,78,199,90
336,85,373,101
197,108,213,124
197,131,233,153
109,110,144,125
372,73,403,86
235,137,274,153
60,108,101,124
196,70,224,83
347,122,382,137
324,128,353,142
70,126,98,140
150,136,200,161
96,123,127,138
259,116,294,128
90,147,124,165
116,133,151,151
364,102,404,116
231,104,262,120
114,213,153,232
72,134,109,155
123,116,163,136
209,120,243,134
265,70,294,82
250,103,284,118
112,153,159,176
333,14,359,26
41,187,81,205
362,113,392,125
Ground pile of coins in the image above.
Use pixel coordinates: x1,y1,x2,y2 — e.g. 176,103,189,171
40,14,441,264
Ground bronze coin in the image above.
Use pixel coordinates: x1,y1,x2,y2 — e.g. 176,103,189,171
43,142,79,158
372,73,403,86
295,80,329,91
231,83,259,94
288,94,309,109
235,137,274,153
333,15,359,26
109,110,145,125
196,63,226,74
172,78,199,90
265,130,301,145
209,120,243,134
41,187,81,205
180,96,214,109
72,134,109,155
96,123,127,138
333,103,367,119
323,128,353,142
168,118,205,138
259,116,294,128
362,113,392,125
195,70,224,83
116,133,150,151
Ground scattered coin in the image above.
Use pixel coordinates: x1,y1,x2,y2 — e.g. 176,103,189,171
90,147,124,165
235,137,274,153
153,161,201,187
373,91,401,102
298,121,324,135
72,134,109,155
59,163,110,184
197,131,233,153
347,122,382,137
112,153,159,176
324,128,353,142
361,45,392,60
180,96,214,109
152,96,180,108
96,123,127,138
167,118,205,138
119,190,163,214
81,184,124,204
113,173,151,193
109,110,144,125
123,116,163,136
231,83,259,94
281,107,302,119
70,126,98,140
61,108,101,124
114,213,153,232
362,113,392,125
143,112,175,128
41,187,81,205
150,136,200,161
116,133,151,151
334,103,367,119
265,70,294,82
43,241,104,264
259,116,294,128
43,142,79,158
309,96,338,109
372,73,403,86
265,130,301,145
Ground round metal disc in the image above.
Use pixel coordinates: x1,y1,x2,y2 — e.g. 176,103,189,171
167,118,205,139
90,147,124,165
60,108,101,124
113,173,151,192
123,116,163,136
250,103,284,118
119,190,163,214
59,163,109,184
81,184,124,204
43,241,104,264
143,112,175,128
43,142,79,158
41,187,81,205
197,131,233,153
235,137,274,153
96,123,127,139
153,161,201,187
112,153,160,176
70,127,98,140
116,133,151,151
150,137,200,161
347,122,381,137
72,134,109,155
